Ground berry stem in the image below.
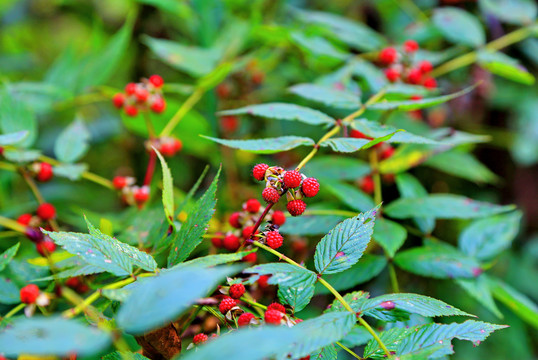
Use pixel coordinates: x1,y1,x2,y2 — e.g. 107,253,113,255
0,303,25,323
336,341,364,360
160,88,205,137
252,241,302,267
143,150,157,186
0,215,27,233
389,263,400,293
38,155,114,189
0,161,17,172
368,150,383,206
143,112,156,139
357,317,392,357
237,202,274,251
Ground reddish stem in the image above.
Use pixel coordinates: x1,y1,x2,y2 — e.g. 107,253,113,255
143,150,157,186
238,202,274,251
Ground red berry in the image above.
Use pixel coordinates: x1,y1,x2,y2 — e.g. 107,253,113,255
403,40,419,53
223,234,240,251
283,170,302,188
266,231,283,249
242,252,257,263
149,75,164,88
252,163,269,181
407,68,422,85
301,178,319,198
264,309,283,325
36,240,56,257
229,283,246,299
17,213,33,226
384,68,400,83
418,60,433,74
245,198,261,213
193,333,208,345
211,232,223,248
151,97,166,113
113,176,128,190
237,312,255,327
262,187,280,203
378,47,398,65
20,284,40,304
267,302,286,314
251,71,265,85
159,142,176,157
360,176,375,194
112,93,125,108
229,212,242,228
37,203,56,220
125,83,137,95
135,87,149,102
242,226,258,240
380,146,395,160
219,296,237,314
124,105,138,117
350,129,372,139
220,115,239,133
271,211,286,226
287,200,306,217
134,186,150,204
216,83,231,99
258,275,270,289
37,162,53,182
410,95,423,101
423,77,437,89
65,277,81,289
172,138,182,152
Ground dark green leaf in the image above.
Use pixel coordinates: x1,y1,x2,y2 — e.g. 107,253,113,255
479,0,537,25
170,251,255,270
424,150,499,184
351,119,439,144
54,119,90,163
280,214,346,236
456,275,503,318
395,173,435,233
478,50,535,85
303,156,371,181
202,136,315,154
320,134,398,153
244,263,317,288
374,218,407,258
278,285,315,313
323,181,376,212
288,83,360,109
102,351,149,360
0,243,19,272
433,7,485,47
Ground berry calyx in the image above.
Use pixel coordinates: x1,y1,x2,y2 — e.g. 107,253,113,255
418,60,433,74
36,240,56,257
37,203,56,220
149,74,164,88
36,162,53,182
360,176,375,194
219,296,237,314
229,212,242,228
229,283,246,299
403,40,419,53
237,312,255,327
267,302,286,314
113,176,128,190
271,211,286,226
245,198,261,213
211,232,223,248
124,105,138,117
262,187,280,203
287,199,306,217
223,234,240,251
264,309,283,325
193,333,208,345
266,231,283,249
112,93,125,108
252,163,269,181
283,170,302,188
378,47,398,65
301,178,319,198
384,68,400,83
20,284,40,304
151,97,166,113
17,213,33,226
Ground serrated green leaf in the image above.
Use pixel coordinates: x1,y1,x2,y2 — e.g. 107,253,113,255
202,136,315,154
364,326,413,359
167,168,220,266
433,7,485,47
340,326,372,348
311,345,337,360
34,264,103,282
3,148,41,163
0,131,28,146
170,251,255,270
315,254,387,295
278,284,314,313
323,181,376,213
102,351,149,360
0,89,37,148
52,163,89,181
117,265,240,334
288,83,360,109
314,206,379,275
54,119,90,163
0,276,20,304
478,50,535,85
395,173,435,233
374,218,407,258
385,194,515,219
479,0,537,25
0,317,111,357
280,214,346,236
424,150,499,183
0,243,19,272
325,290,370,313
303,156,371,181
244,263,317,288
154,148,175,225
456,275,503,318
320,134,398,153
458,211,522,260
351,119,439,144
218,103,335,126
351,59,388,92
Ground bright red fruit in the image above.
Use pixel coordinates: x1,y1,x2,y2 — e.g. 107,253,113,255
17,213,33,226
266,231,283,249
262,187,280,203
264,309,283,325
149,74,164,88
245,198,261,213
252,163,269,181
229,212,242,228
403,40,419,53
135,87,149,102
378,47,398,65
242,226,258,240
229,283,246,299
242,252,257,263
360,176,375,194
37,203,56,220
418,60,433,74
124,105,138,117
150,97,166,113
211,232,223,248
223,234,240,251
384,68,400,83
271,211,286,226
36,162,53,182
350,130,372,139
220,115,239,132
423,77,437,89
301,178,319,197
407,68,422,85
20,284,40,304
237,312,255,326
283,170,302,188
36,240,56,257
193,333,208,345
134,186,150,204
112,93,125,108
219,296,237,314
267,302,286,314
113,176,128,190
286,200,306,217
125,83,137,95
159,142,176,157
380,146,395,160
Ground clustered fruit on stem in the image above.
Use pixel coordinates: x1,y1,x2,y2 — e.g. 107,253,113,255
17,203,57,257
112,75,166,117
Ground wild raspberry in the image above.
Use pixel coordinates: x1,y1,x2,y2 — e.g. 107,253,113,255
423,77,437,89
384,68,400,83
252,163,269,181
124,105,138,117
219,296,237,314
229,212,242,228
418,60,433,74
262,187,280,203
223,234,240,251
380,146,395,160
258,275,270,289
160,142,177,157
220,115,239,132
406,68,422,85
17,213,33,226
242,226,258,240
237,312,255,327
283,170,302,188
229,283,246,299
37,203,56,220
264,309,283,325
242,252,257,263
20,284,40,304
267,303,286,314
113,176,128,190
65,277,81,289
411,95,423,101
172,138,182,152
149,74,164,88
134,186,150,204
125,83,137,95
301,178,319,198
151,97,166,113
112,93,125,108
378,47,398,65
360,176,375,194
271,211,286,226
135,87,149,102
211,232,223,248
350,129,372,139
287,200,306,217
216,83,231,98
193,333,208,345
36,240,56,257
266,231,283,249
36,162,53,182
403,39,419,53
245,198,261,213
251,71,265,85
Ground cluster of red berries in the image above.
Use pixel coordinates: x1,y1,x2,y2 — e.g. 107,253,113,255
30,162,53,182
17,203,57,256
112,75,166,117
378,40,437,89
112,176,150,207
65,276,90,294
253,164,319,217
145,137,183,157
219,115,240,133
